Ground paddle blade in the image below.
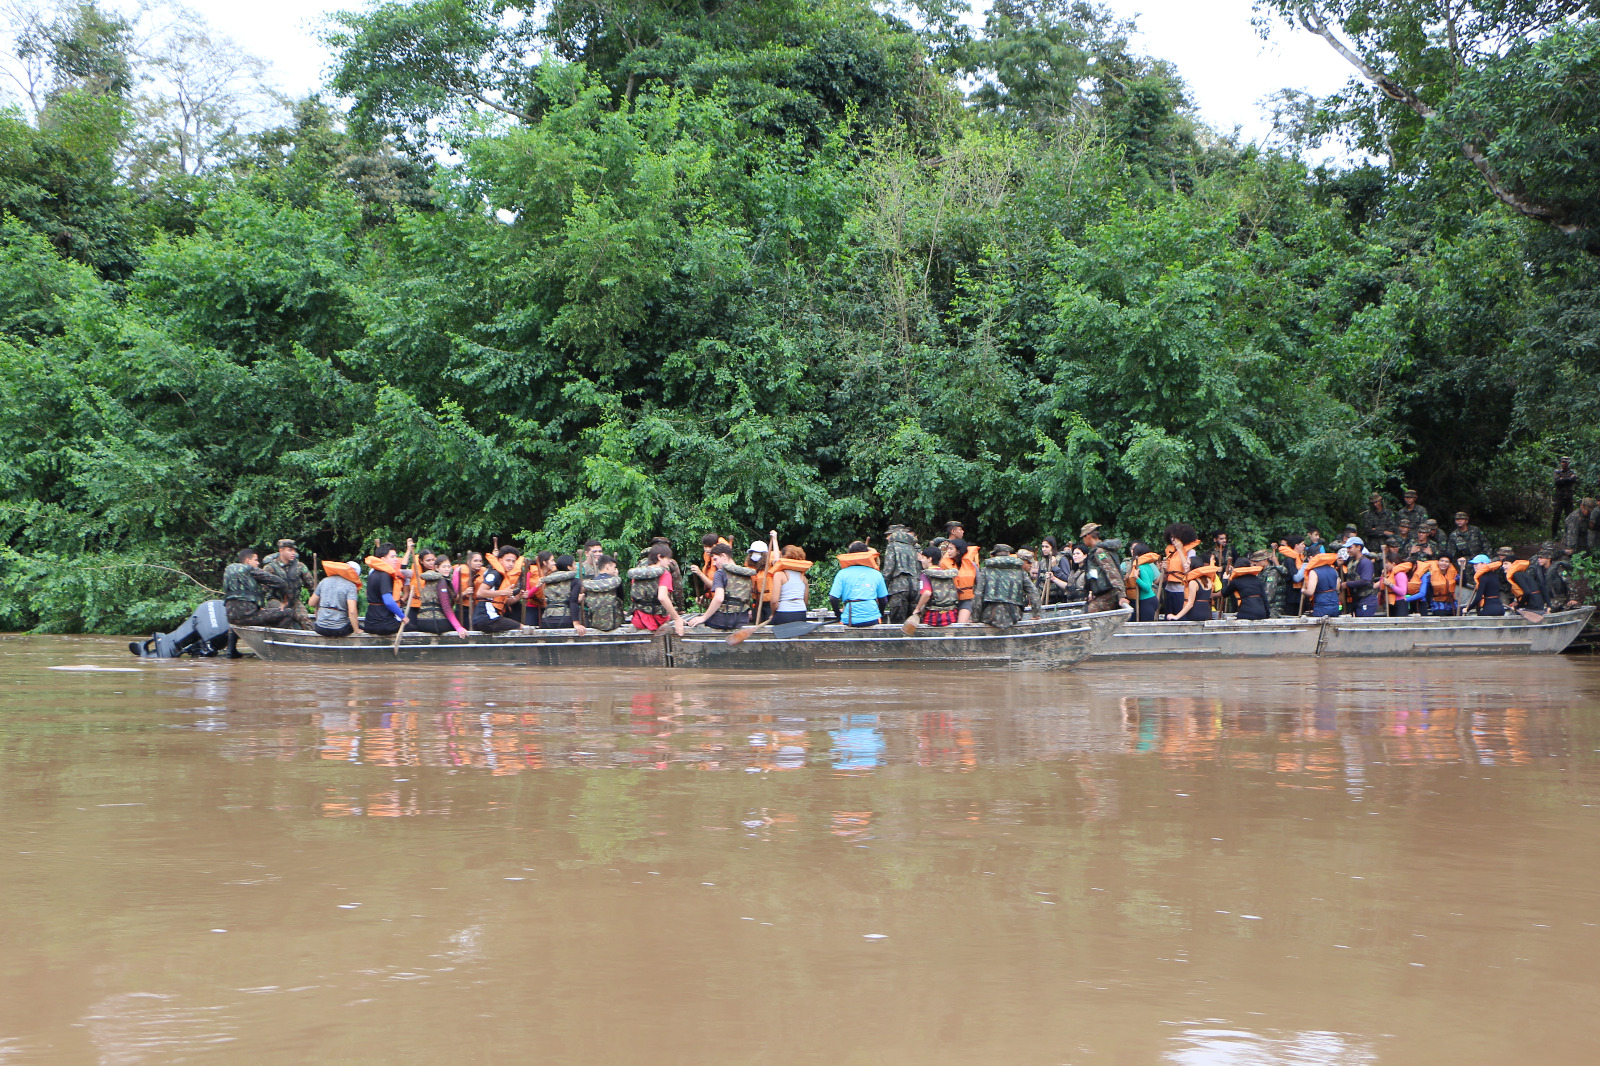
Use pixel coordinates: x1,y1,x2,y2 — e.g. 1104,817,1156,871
901,618,918,636
769,620,828,639
726,628,753,645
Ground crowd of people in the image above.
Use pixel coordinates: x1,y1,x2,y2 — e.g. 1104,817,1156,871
216,488,1589,640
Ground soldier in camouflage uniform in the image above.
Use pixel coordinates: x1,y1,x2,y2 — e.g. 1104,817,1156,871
577,556,624,633
1443,512,1490,563
1359,493,1396,545
1079,523,1129,615
1407,525,1440,565
223,548,295,627
1397,488,1429,533
1553,458,1579,539
880,524,921,625
1545,547,1577,609
1565,499,1597,554
1262,554,1290,618
970,545,1041,628
261,539,315,629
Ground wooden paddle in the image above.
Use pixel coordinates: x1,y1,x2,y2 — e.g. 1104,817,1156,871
391,538,414,656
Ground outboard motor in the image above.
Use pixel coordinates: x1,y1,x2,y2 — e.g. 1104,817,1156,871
129,600,234,658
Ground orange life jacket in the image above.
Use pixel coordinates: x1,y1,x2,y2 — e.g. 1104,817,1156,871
1417,560,1455,600
753,556,816,603
955,546,979,600
701,537,732,579
1474,560,1503,583
323,560,359,584
1165,541,1197,585
1277,544,1306,587
1229,565,1264,576
1305,552,1340,570
477,553,525,600
838,548,881,570
366,555,402,581
1184,564,1222,587
1505,559,1530,597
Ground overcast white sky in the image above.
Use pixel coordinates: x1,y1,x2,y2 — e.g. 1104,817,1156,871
51,0,1365,158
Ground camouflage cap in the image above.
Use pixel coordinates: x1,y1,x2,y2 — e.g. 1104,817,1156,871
1560,456,1573,463
1585,498,1597,508
1079,522,1101,539
1249,550,1270,565
991,543,1013,555
276,538,296,549
1403,487,1418,496
1496,546,1515,556
1454,511,1469,520
1398,517,1412,527
1015,549,1035,564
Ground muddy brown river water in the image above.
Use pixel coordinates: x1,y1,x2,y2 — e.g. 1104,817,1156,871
2,636,1599,1064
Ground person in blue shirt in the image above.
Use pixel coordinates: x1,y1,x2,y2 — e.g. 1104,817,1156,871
829,542,889,627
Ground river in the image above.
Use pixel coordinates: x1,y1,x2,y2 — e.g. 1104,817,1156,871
2,636,1598,1064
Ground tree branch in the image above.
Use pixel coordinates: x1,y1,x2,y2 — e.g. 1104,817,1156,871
1297,6,1587,241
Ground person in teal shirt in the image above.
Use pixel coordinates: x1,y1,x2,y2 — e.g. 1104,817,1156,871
828,542,889,626
1130,540,1160,622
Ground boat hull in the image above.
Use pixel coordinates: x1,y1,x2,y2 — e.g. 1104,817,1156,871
670,609,1130,671
1091,607,1593,660
231,607,1132,669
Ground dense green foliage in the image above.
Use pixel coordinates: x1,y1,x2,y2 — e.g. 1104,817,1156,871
0,0,1596,631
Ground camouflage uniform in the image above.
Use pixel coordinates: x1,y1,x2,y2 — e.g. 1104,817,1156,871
222,562,293,627
1554,464,1579,538
261,555,314,628
1443,524,1491,561
1406,535,1440,565
1262,563,1289,618
880,526,921,625
1359,506,1396,545
581,575,624,631
970,550,1040,628
1398,502,1429,531
1084,543,1125,614
1547,556,1574,607
1564,506,1597,553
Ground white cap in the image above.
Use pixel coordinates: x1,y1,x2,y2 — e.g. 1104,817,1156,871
748,540,769,555
347,561,363,577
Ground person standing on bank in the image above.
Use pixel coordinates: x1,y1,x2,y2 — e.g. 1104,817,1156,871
1080,523,1129,615
1443,511,1491,561
1553,458,1579,539
1565,498,1597,554
1398,488,1429,532
223,548,294,628
1359,493,1396,545
309,560,363,637
828,541,889,628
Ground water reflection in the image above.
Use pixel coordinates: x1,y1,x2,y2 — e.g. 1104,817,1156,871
5,640,1600,1066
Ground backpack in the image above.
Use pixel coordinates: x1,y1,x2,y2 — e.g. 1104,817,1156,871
540,570,578,613
582,575,623,631
627,564,668,616
718,563,756,614
922,567,959,609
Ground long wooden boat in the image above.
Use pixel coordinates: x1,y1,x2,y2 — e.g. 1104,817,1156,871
231,607,1132,669
1091,606,1593,660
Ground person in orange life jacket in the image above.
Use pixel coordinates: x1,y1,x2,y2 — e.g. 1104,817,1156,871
689,534,729,599
1160,522,1199,618
1220,550,1271,620
1466,555,1506,616
1303,547,1342,618
472,545,527,632
949,536,981,623
1126,541,1161,621
361,540,412,635
1169,550,1218,621
1404,556,1458,617
765,539,813,626
1341,538,1378,615
829,541,890,626
1296,527,1326,582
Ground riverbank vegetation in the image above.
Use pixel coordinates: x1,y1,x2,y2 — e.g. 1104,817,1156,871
2,0,1596,631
